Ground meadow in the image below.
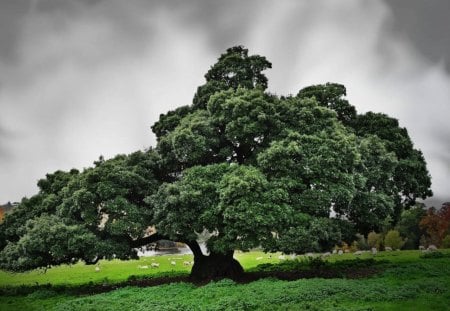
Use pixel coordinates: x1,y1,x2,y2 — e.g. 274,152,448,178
1,250,449,310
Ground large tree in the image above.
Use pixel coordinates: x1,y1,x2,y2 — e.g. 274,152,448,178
0,46,432,280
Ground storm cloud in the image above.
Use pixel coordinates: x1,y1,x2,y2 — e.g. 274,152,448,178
0,0,449,208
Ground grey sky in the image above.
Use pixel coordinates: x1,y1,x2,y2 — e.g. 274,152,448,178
0,0,449,208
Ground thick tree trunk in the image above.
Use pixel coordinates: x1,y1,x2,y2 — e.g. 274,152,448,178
133,237,244,281
189,251,244,281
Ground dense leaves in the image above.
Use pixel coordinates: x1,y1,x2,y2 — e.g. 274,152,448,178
0,150,162,271
193,46,272,109
0,46,432,277
419,203,450,246
395,205,427,249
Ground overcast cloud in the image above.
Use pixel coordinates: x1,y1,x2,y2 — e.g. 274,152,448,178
0,0,449,208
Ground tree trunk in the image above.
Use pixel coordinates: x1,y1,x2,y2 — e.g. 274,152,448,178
131,237,244,280
189,251,244,281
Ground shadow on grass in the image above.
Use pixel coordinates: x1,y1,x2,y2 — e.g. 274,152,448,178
0,258,384,297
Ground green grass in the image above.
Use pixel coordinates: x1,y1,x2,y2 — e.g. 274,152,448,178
1,250,450,310
0,251,283,287
0,250,433,287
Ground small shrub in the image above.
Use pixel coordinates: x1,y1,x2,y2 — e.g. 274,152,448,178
350,241,359,252
367,232,382,249
441,235,450,249
420,251,445,259
355,233,369,250
384,230,405,250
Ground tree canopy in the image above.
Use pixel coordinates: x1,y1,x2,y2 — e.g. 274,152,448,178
0,46,432,279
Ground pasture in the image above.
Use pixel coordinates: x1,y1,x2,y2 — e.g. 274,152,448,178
1,250,449,310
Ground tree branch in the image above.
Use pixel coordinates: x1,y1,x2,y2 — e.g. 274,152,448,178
129,233,167,248
129,233,205,258
182,239,204,258
84,256,101,265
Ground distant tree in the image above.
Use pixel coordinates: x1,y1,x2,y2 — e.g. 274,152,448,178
0,46,432,280
419,203,450,246
396,204,427,249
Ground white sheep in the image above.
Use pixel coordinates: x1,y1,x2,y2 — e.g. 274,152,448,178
171,261,176,266
428,245,438,251
138,265,149,269
321,252,331,258
95,266,100,272
385,246,393,251
338,250,343,255
354,251,363,256
151,262,160,268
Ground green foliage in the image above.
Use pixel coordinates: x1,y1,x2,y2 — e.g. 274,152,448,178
396,205,427,249
0,46,433,275
355,233,369,250
350,112,432,216
367,232,382,249
0,150,162,271
193,45,272,109
251,257,379,273
441,235,450,249
384,230,405,250
419,251,448,259
297,83,356,125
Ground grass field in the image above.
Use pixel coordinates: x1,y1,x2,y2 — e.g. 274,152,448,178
1,249,449,310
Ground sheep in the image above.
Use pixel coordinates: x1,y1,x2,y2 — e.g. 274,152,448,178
151,262,160,268
385,246,393,251
354,251,363,256
332,249,337,254
419,245,425,251
95,266,100,272
138,265,149,269
171,261,176,266
278,255,286,260
427,245,438,251
338,250,343,255
321,252,331,258
183,261,192,266
305,252,314,257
